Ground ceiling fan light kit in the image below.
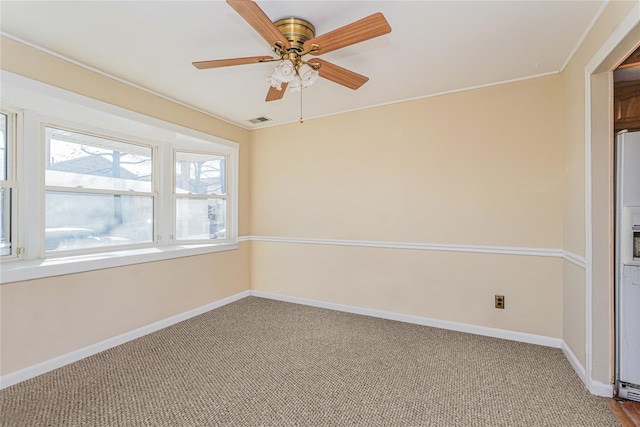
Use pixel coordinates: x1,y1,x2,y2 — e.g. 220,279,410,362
266,56,319,93
266,59,296,90
298,63,319,87
193,0,392,104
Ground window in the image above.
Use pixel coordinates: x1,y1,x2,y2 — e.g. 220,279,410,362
0,73,238,283
175,151,227,241
44,127,154,252
0,111,16,258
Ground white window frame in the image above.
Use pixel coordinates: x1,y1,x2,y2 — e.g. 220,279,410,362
173,149,230,244
0,71,239,284
43,124,158,256
0,106,19,260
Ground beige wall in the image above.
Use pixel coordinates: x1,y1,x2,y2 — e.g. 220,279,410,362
563,263,587,367
250,76,564,337
560,0,637,384
252,242,562,337
1,244,250,374
251,76,562,248
0,38,252,376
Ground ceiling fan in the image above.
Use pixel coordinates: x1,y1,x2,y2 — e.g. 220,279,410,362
192,0,392,102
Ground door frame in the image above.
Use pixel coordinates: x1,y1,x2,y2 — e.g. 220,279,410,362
585,3,640,396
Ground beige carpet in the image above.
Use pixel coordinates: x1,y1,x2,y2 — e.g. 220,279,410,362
0,296,620,426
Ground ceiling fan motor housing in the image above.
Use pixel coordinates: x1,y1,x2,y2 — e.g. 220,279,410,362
274,17,315,51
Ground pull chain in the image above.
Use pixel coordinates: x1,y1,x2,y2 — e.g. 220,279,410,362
299,84,304,124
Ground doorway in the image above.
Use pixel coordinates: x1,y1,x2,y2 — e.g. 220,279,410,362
586,8,640,397
613,50,640,402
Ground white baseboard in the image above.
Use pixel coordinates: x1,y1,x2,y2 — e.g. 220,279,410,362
561,340,586,383
250,290,562,348
589,380,614,397
3,289,606,397
556,341,614,397
0,290,250,390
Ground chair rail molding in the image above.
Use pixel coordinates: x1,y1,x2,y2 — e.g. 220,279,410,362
245,235,563,258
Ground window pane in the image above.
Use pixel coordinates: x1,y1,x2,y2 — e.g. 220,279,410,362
45,127,152,192
175,152,225,195
176,197,226,240
45,191,153,251
0,113,7,181
0,188,11,256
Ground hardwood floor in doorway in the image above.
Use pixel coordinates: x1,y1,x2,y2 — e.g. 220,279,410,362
606,398,640,426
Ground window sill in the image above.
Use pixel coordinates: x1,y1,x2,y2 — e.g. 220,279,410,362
0,242,239,284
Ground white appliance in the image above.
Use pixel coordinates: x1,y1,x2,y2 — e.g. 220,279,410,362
615,131,640,402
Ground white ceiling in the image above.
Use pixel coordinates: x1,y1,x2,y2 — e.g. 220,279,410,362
1,1,605,129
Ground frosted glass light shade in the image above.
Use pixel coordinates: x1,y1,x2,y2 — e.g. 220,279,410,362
298,63,319,87
266,59,297,91
289,75,302,93
274,60,295,83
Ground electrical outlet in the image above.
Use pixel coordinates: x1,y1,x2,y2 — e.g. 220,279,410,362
495,295,505,309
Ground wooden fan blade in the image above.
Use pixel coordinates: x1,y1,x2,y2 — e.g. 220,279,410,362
227,0,291,50
193,56,273,69
313,59,369,90
266,82,288,102
303,12,391,55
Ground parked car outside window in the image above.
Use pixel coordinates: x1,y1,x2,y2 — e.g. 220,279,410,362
45,227,130,251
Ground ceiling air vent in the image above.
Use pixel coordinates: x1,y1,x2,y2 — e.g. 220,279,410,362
247,116,272,124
